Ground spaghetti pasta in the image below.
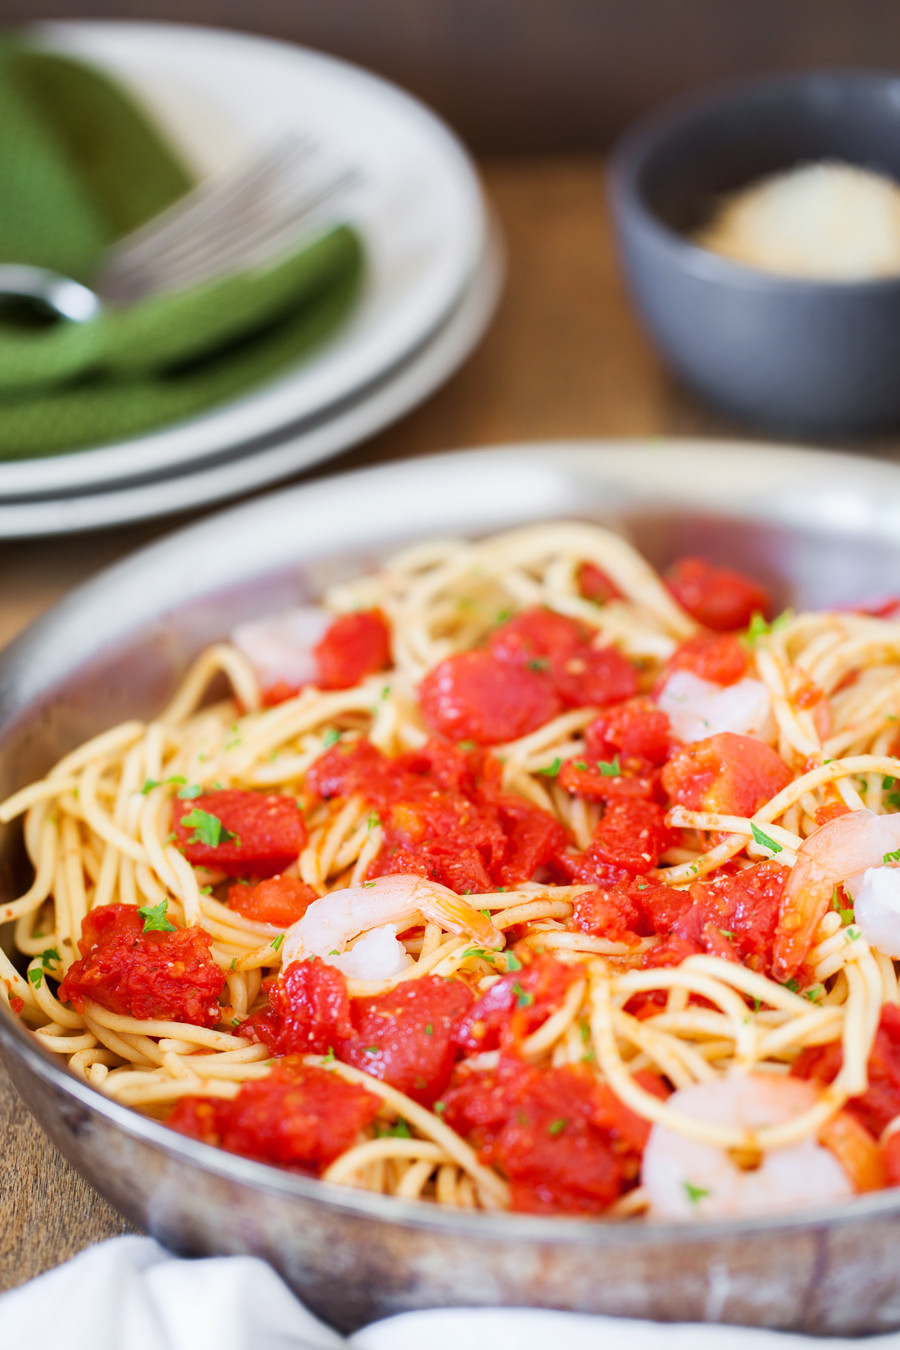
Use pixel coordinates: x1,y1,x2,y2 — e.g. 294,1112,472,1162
5,521,900,1220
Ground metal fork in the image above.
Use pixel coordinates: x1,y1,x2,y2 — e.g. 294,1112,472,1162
0,134,359,322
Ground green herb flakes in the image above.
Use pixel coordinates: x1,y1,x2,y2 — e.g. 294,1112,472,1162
750,822,782,855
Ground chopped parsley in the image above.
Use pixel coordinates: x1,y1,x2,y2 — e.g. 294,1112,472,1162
322,727,341,748
717,929,735,941
364,1045,380,1056
831,886,854,925
598,757,621,777
138,900,176,933
376,1119,412,1139
462,947,496,964
527,657,550,672
573,760,588,772
504,952,523,972
458,740,477,751
323,1047,336,1065
363,881,376,889
783,977,801,994
181,808,237,850
176,783,203,800
28,967,42,989
424,1023,434,1036
271,933,285,952
845,926,862,944
884,848,900,865
684,1181,710,1205
495,608,513,624
367,812,382,831
199,885,213,896
433,1100,446,1114
230,957,237,972
547,1118,568,1136
536,758,562,778
750,822,782,855
39,947,60,971
745,609,793,646
141,774,186,795
512,981,534,1008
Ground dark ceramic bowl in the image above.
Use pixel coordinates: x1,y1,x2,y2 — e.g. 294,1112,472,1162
607,71,900,434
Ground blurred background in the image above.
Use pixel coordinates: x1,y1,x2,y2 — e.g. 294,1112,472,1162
2,0,898,153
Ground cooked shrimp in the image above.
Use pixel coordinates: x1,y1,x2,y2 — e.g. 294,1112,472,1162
853,866,900,958
231,606,331,692
773,808,900,979
642,1075,853,1221
281,873,503,980
657,670,773,744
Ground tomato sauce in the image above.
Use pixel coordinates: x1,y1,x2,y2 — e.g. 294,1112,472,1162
173,789,307,878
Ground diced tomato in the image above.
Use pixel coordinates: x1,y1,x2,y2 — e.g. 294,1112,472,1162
245,957,353,1056
664,556,771,632
572,877,691,944
260,680,302,708
646,861,789,973
577,561,624,604
419,650,561,745
168,1056,380,1171
58,903,225,1026
441,1060,637,1214
578,799,675,879
594,1070,671,1153
228,876,317,927
585,698,672,769
338,976,473,1106
489,607,638,710
661,732,792,816
306,737,568,895
814,801,851,828
793,1004,900,1138
552,645,639,710
173,790,306,878
663,633,748,687
488,792,568,887
313,609,391,690
454,956,582,1054
489,608,587,668
9,995,24,1016
557,756,659,803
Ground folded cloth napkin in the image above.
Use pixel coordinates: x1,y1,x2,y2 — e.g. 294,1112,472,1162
0,42,364,459
3,1236,900,1350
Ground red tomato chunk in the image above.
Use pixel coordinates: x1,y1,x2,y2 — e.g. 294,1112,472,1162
793,1004,900,1138
661,732,791,817
419,650,561,745
173,789,306,878
577,561,624,604
454,955,582,1054
306,738,567,894
228,876,318,927
489,608,638,710
585,699,672,769
558,799,676,886
442,1060,651,1214
313,609,392,691
168,1056,380,1171
247,958,353,1056
663,633,748,688
572,862,789,976
247,959,473,1106
664,557,771,632
59,903,225,1026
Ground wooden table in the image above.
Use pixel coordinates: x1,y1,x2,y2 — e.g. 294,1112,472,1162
1,155,898,1291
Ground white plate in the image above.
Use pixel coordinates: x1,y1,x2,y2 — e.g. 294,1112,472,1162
0,20,489,497
0,222,503,536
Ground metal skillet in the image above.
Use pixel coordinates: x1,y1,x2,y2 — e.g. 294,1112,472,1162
4,440,900,1335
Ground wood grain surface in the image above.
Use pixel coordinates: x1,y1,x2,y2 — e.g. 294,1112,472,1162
1,156,898,1293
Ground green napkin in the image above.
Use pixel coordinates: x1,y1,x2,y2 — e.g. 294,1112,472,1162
0,43,365,460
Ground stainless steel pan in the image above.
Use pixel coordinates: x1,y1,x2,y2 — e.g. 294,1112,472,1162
4,441,900,1334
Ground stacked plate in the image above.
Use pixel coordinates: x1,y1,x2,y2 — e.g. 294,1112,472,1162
0,22,502,537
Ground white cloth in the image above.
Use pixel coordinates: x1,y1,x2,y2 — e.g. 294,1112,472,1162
2,1234,899,1350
